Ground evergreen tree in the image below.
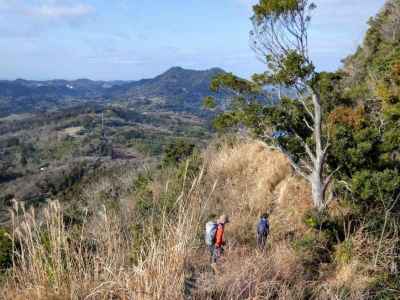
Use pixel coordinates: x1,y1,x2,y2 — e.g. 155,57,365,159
208,0,338,211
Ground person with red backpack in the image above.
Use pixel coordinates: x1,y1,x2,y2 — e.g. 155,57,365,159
214,214,229,262
205,214,229,263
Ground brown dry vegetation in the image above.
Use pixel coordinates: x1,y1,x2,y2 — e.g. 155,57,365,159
0,138,394,299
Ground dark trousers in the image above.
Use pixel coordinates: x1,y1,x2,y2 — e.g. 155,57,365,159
257,234,267,250
209,245,222,263
208,245,215,263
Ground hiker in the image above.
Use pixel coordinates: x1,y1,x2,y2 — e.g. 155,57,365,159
214,214,229,262
205,218,217,262
205,214,229,263
256,213,269,251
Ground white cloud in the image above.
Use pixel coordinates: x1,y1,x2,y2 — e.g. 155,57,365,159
0,1,95,20
26,3,94,18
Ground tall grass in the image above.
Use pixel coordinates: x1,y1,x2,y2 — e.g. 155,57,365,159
3,163,211,299
3,138,398,299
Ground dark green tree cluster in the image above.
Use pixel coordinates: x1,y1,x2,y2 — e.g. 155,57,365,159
326,0,400,214
162,140,196,167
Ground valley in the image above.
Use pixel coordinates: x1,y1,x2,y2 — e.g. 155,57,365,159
0,67,228,220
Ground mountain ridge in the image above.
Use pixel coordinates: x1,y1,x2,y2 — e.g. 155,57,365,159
0,66,226,88
0,66,228,117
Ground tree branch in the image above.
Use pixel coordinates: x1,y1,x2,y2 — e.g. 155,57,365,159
273,143,310,179
291,129,316,163
323,166,341,192
303,117,314,131
258,138,310,179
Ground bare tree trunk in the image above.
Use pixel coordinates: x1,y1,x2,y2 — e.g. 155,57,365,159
310,92,328,211
311,170,325,211
267,91,332,211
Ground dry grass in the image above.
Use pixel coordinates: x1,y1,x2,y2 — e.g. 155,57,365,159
270,176,312,241
318,227,397,299
203,139,298,245
2,137,396,299
192,245,307,300
198,139,388,299
2,164,209,299
206,140,291,212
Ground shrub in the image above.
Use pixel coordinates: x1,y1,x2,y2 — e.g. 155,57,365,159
335,239,353,265
293,232,331,280
162,139,196,167
0,228,12,271
370,273,400,299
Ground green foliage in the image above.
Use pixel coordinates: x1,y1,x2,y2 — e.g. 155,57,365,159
0,228,12,271
303,209,327,229
313,72,352,111
293,231,331,279
210,73,258,94
329,126,382,176
370,272,400,299
329,3,400,220
133,148,202,221
253,0,308,20
334,239,353,265
202,96,217,110
133,173,154,217
303,208,344,244
266,50,315,87
162,140,196,167
351,169,400,208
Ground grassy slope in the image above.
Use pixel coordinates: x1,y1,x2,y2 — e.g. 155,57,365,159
1,138,394,299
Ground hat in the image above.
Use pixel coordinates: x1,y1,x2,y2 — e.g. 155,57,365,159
218,214,230,224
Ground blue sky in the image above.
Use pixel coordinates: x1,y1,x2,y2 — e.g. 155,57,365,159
0,0,386,80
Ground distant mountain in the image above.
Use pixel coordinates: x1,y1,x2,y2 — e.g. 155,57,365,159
105,67,227,112
0,67,227,117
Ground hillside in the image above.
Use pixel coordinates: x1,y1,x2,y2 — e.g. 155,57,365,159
0,67,227,117
0,103,211,221
1,139,392,299
0,67,228,218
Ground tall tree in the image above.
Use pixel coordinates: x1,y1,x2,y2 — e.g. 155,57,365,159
209,0,338,211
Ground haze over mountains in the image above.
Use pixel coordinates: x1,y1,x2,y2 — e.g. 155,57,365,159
0,67,227,117
0,65,283,218
0,66,232,210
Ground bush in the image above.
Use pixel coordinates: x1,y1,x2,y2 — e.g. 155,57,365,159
352,169,400,209
162,139,196,167
334,239,353,265
303,208,343,244
0,228,12,271
370,272,400,299
293,232,331,280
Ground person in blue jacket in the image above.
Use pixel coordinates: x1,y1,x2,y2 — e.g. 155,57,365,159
257,213,269,251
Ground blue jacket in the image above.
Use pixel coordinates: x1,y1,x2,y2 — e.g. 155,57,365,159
257,217,269,237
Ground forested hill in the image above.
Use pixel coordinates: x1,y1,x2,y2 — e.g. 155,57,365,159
342,0,400,100
0,67,227,117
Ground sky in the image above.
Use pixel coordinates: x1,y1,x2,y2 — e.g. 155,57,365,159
0,0,387,80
